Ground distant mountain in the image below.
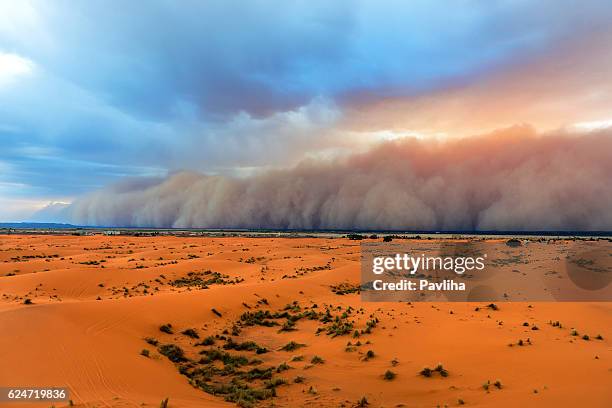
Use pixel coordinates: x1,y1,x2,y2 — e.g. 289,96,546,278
0,222,79,229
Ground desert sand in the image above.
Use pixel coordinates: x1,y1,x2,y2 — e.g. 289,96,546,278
0,234,610,407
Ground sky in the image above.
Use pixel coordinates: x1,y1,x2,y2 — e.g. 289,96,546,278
1,0,611,225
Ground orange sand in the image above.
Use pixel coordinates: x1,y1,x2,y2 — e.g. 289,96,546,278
0,235,610,407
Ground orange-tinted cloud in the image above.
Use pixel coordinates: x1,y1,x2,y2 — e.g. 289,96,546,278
341,27,612,137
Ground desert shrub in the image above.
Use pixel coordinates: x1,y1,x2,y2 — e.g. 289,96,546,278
200,349,249,367
435,364,448,377
347,234,364,240
330,283,360,295
199,336,215,346
420,367,432,377
280,341,306,352
145,337,159,346
383,370,396,380
203,381,275,407
242,367,274,381
159,344,187,362
264,377,286,389
310,355,324,364
326,319,354,337
159,324,173,334
420,364,448,377
141,349,150,357
181,328,199,339
240,310,279,327
171,270,237,289
223,339,268,354
278,320,296,332
356,396,369,407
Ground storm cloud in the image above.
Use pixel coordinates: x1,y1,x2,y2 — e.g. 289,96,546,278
2,1,612,222
66,126,612,231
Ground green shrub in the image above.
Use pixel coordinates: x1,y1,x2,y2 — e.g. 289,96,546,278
159,344,187,362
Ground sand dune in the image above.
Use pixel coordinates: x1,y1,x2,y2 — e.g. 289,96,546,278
0,235,610,407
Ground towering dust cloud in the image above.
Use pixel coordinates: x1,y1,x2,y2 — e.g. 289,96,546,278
67,126,612,230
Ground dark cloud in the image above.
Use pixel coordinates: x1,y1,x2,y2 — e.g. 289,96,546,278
7,0,606,119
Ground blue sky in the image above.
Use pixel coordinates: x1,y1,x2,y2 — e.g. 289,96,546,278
1,0,611,221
